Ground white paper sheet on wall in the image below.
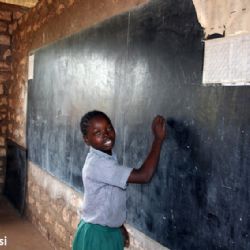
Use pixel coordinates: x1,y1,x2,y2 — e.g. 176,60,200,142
28,54,35,80
203,34,250,86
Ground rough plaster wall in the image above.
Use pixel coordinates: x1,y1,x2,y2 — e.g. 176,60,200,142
26,162,82,249
192,0,250,37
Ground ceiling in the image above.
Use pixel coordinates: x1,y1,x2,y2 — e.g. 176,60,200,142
0,0,38,8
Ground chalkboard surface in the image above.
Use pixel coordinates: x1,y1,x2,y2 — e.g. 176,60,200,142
27,0,250,249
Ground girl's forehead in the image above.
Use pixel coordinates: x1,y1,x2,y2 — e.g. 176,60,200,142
89,115,111,127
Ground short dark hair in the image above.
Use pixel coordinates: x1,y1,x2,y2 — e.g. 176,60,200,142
80,110,111,136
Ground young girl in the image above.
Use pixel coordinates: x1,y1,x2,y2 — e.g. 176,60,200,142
72,110,166,250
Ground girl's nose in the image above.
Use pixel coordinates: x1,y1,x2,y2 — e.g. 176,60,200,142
103,130,109,137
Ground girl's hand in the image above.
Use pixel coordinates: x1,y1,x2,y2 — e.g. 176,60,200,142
127,115,166,184
152,115,166,142
120,225,130,248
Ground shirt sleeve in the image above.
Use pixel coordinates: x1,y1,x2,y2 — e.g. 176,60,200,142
88,157,133,189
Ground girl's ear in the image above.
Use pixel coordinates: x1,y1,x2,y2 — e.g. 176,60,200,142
83,136,90,145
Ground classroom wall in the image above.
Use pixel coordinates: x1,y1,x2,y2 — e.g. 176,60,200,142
0,3,28,193
3,0,249,249
7,1,168,250
9,0,148,148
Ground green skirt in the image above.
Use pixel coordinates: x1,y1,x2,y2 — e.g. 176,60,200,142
72,220,124,250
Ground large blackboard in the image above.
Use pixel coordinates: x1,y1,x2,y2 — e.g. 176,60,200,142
27,0,250,249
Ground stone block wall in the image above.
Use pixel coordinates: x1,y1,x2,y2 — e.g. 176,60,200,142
0,3,28,193
26,161,82,250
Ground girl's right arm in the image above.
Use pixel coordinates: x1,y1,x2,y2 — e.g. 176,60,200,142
127,115,166,184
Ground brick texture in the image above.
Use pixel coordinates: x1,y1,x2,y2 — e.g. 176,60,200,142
0,2,28,193
26,162,82,250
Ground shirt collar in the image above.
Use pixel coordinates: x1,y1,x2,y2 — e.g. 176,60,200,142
89,146,116,160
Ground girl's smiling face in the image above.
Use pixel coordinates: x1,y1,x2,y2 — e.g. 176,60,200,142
83,115,115,155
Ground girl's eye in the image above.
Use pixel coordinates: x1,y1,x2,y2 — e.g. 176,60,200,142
107,126,112,131
94,132,101,136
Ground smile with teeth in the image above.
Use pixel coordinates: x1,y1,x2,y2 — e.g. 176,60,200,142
103,139,112,146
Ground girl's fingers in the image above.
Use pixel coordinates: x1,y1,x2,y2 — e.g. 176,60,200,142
125,239,129,247
152,115,166,133
156,116,165,126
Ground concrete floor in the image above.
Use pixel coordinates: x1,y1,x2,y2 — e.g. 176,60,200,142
0,195,53,250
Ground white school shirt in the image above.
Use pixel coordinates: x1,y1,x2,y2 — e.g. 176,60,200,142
81,147,133,228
